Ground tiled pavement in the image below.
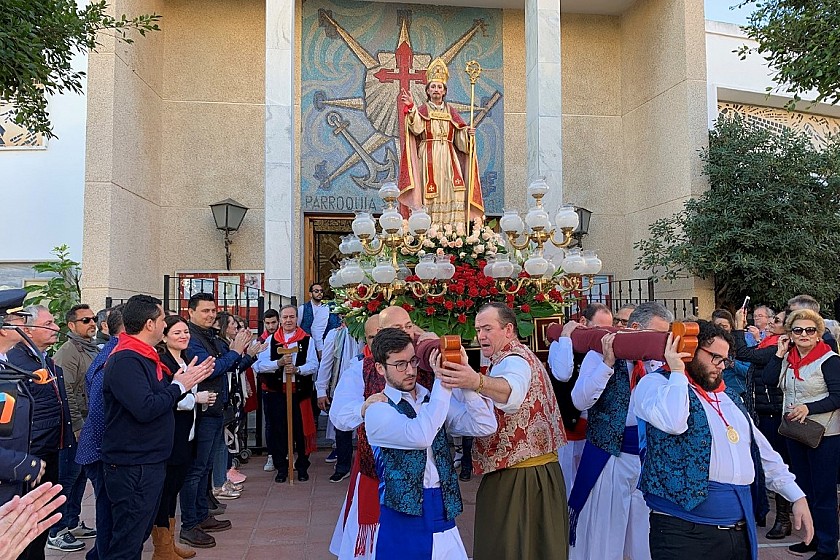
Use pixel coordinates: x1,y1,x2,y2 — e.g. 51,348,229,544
46,449,813,559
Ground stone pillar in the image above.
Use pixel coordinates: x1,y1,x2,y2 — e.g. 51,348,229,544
525,0,563,209
264,0,295,296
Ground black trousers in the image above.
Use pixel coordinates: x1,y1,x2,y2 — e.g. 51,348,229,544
649,513,750,560
104,462,166,560
18,452,58,560
263,390,310,473
155,462,189,528
334,428,353,476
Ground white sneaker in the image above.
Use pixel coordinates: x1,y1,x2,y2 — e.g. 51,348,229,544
263,455,274,471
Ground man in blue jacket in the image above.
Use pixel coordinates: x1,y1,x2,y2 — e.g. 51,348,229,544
101,295,213,560
179,293,252,548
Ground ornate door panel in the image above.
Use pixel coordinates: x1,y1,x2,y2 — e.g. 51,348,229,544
305,216,354,297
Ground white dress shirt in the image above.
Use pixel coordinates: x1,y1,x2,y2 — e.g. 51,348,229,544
634,370,805,503
329,356,365,431
573,352,661,426
365,379,497,488
315,326,361,398
298,302,330,352
252,329,319,381
489,355,532,414
548,338,574,382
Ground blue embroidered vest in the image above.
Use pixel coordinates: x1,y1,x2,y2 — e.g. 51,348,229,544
640,371,768,518
587,359,630,457
375,396,463,521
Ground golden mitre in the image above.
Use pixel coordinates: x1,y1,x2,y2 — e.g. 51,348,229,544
426,58,449,84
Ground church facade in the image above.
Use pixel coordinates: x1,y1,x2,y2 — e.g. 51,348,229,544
82,0,713,310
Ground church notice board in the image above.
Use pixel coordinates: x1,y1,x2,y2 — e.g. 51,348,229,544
300,0,505,215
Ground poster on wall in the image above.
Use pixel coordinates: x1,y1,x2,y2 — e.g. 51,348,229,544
0,102,44,148
300,0,505,215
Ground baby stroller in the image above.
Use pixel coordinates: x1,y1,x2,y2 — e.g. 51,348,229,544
225,369,252,467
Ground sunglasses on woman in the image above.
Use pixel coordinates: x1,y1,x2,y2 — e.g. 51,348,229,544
790,327,818,336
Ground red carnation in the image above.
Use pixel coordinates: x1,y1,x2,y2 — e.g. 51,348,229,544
456,300,465,308
457,313,467,324
480,289,488,297
426,306,436,316
535,293,546,302
521,304,531,313
401,303,414,312
367,301,380,313
444,300,455,311
465,299,475,308
489,286,499,296
468,287,480,298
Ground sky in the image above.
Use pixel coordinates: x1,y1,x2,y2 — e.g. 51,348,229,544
704,0,754,25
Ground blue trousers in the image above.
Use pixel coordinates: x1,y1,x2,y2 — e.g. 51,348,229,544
86,461,110,560
104,462,166,560
51,445,87,536
786,433,840,556
179,414,223,529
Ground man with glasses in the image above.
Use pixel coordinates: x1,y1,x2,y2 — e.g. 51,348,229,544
746,306,774,346
50,305,100,548
613,303,636,328
362,327,496,559
636,320,813,560
568,301,673,560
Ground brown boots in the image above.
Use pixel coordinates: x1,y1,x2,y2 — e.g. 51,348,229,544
766,494,792,539
170,518,196,558
152,520,197,559
151,526,174,560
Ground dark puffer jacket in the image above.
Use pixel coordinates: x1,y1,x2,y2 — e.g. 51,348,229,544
732,330,783,416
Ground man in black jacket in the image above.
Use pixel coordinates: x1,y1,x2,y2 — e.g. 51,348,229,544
7,305,77,558
101,295,213,560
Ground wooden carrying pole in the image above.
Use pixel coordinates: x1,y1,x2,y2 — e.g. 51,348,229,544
285,371,294,484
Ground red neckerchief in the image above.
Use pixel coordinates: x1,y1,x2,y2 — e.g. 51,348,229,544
787,340,832,381
273,326,308,347
630,360,646,390
112,334,170,381
758,333,780,350
362,345,372,359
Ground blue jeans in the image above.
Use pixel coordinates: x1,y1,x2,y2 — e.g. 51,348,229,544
212,427,228,488
179,415,223,530
51,446,87,536
104,462,166,560
86,461,110,560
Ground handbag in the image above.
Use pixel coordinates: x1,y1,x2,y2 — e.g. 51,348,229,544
778,415,826,449
777,366,835,448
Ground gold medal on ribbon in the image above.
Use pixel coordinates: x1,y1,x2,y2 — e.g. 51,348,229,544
726,425,740,444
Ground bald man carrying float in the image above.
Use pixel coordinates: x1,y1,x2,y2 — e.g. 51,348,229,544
329,308,440,559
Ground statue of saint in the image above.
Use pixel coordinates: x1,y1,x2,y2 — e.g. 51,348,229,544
398,58,484,227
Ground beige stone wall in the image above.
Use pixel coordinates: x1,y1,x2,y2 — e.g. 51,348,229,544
503,9,528,212
83,0,266,305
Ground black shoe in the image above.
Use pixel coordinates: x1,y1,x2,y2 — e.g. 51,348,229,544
197,516,231,533
459,470,472,481
807,553,838,560
329,471,350,483
208,503,226,516
275,471,287,483
298,471,309,482
790,542,819,553
179,527,216,548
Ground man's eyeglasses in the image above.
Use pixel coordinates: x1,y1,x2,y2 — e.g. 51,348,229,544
73,317,96,325
384,356,420,372
697,347,734,369
613,318,628,327
791,327,819,336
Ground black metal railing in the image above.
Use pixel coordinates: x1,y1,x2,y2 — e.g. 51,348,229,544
579,278,698,320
